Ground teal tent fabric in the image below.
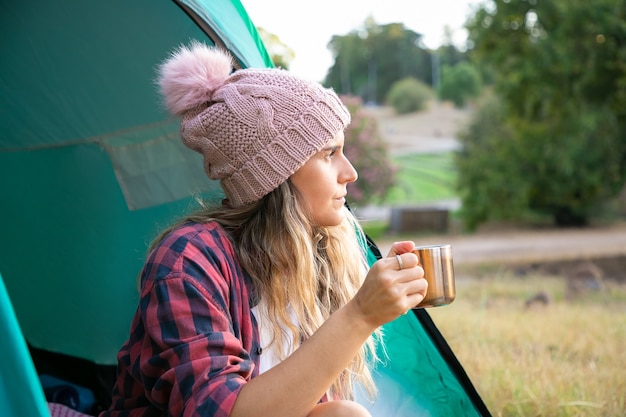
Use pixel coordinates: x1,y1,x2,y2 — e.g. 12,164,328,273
358,314,483,416
0,0,270,365
0,273,50,417
179,0,272,70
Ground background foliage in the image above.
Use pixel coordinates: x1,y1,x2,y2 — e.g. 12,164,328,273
342,96,397,207
256,27,295,70
458,0,626,229
385,77,433,114
437,61,482,108
324,17,468,104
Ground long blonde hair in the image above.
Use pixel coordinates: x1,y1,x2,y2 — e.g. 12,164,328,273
150,181,379,399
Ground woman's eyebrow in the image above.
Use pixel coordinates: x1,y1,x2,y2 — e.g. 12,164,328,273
322,145,340,151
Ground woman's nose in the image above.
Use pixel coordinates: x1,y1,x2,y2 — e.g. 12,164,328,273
340,156,358,184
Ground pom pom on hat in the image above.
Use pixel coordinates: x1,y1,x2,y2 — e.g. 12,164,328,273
158,42,234,116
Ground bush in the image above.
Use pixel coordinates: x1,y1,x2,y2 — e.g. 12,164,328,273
341,95,397,207
456,91,625,230
455,93,528,230
438,62,482,108
385,77,433,114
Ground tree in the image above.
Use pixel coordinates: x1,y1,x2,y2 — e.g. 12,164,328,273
324,17,435,104
455,93,527,230
436,26,468,69
438,62,482,107
458,0,626,228
256,27,295,70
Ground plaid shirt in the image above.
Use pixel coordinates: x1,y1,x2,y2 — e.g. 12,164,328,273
101,222,262,417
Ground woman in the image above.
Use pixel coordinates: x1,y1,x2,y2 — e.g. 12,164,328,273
101,42,427,417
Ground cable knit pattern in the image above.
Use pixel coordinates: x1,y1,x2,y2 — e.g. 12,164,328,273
158,43,351,207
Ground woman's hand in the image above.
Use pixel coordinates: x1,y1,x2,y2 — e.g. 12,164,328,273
351,241,428,327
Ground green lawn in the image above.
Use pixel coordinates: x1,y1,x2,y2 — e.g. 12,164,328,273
385,152,458,205
360,152,459,239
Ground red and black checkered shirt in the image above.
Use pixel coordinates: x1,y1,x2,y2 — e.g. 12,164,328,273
101,222,262,417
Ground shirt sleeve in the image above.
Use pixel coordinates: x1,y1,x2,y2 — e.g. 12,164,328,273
137,228,254,417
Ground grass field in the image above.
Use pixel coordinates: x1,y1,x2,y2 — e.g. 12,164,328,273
385,152,458,205
427,269,626,417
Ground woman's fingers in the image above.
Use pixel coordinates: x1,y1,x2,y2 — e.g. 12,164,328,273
387,246,428,309
355,240,435,324
354,253,427,320
404,277,428,305
386,240,416,257
388,253,424,282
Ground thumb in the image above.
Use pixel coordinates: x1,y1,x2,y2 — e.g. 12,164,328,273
386,241,415,257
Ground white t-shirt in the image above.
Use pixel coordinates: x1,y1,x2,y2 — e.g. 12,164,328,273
250,302,298,374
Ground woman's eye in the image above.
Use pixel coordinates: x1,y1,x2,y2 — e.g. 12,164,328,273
326,147,340,158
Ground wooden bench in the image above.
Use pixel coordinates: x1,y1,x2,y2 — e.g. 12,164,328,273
389,206,449,234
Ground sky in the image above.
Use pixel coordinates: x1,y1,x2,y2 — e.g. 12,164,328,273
241,0,482,82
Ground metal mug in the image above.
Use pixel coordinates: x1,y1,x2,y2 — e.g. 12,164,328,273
412,244,456,308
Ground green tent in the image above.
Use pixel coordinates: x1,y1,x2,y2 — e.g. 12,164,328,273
0,1,490,415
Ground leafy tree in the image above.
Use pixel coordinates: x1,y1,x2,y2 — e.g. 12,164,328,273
458,0,626,227
342,96,396,206
325,17,434,104
386,77,433,114
256,27,295,70
436,26,469,69
438,62,482,107
455,92,527,230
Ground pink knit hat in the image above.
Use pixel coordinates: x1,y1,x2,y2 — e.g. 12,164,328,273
157,42,351,207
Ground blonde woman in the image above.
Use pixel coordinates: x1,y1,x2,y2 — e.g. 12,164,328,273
101,42,427,417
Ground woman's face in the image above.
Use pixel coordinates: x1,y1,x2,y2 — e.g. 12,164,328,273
290,130,358,226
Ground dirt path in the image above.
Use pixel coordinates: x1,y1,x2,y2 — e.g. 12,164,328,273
373,222,626,267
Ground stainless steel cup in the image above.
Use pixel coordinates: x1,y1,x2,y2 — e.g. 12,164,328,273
412,244,456,308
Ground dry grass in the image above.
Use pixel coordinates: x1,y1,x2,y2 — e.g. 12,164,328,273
428,271,626,417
